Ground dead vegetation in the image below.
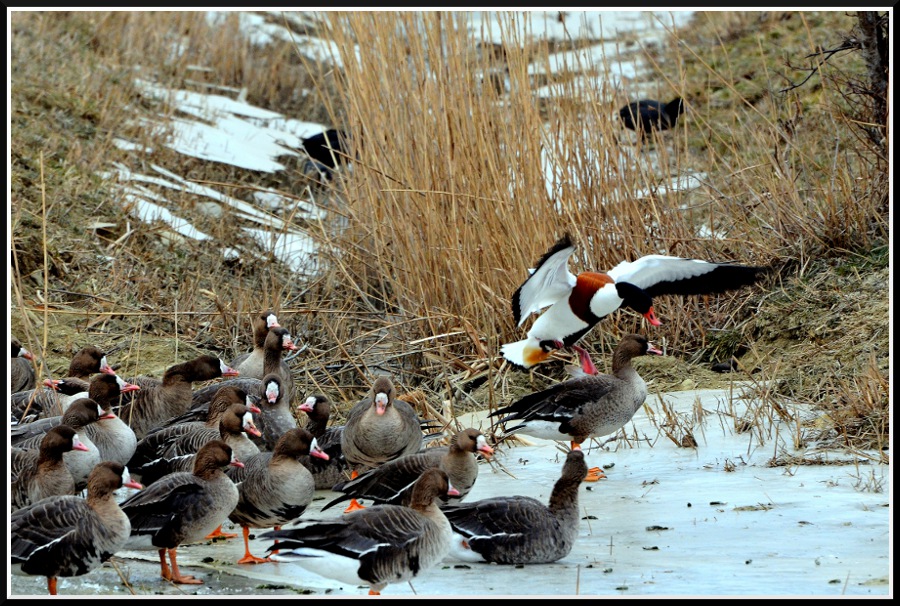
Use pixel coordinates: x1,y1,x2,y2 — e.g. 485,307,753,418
10,11,889,454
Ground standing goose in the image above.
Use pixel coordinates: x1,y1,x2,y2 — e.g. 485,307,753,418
262,468,459,596
501,233,765,371
226,427,329,565
120,440,244,585
322,428,494,512
190,327,297,409
492,333,663,481
11,338,37,394
340,375,424,511
296,394,350,490
443,447,588,564
11,425,90,511
13,397,109,492
134,402,261,486
229,310,282,378
253,373,298,451
619,97,685,138
11,461,143,595
114,355,239,440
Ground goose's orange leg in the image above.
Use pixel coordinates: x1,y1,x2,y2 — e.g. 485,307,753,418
343,469,366,513
167,547,202,584
571,442,606,481
237,525,272,565
206,523,238,539
47,577,58,595
158,548,172,580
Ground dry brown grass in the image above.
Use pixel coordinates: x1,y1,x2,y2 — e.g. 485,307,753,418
9,11,888,448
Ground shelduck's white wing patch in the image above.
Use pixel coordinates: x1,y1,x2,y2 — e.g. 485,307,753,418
511,235,578,327
607,254,764,297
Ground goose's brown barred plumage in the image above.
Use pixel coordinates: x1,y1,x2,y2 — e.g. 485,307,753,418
134,402,260,485
443,447,588,564
493,333,663,481
11,461,143,595
14,398,109,492
323,428,493,511
262,468,459,595
115,355,239,440
120,440,244,585
226,428,328,564
11,425,90,511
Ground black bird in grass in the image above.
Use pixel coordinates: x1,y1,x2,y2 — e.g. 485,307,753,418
301,128,349,179
619,97,685,137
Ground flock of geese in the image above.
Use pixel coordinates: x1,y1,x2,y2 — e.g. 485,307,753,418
9,233,766,596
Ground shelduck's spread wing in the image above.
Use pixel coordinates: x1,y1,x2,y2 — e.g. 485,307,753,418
511,235,578,327
607,255,765,297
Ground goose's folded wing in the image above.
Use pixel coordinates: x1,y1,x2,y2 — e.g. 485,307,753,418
11,497,87,561
492,378,617,424
444,496,546,539
120,476,203,532
324,452,436,510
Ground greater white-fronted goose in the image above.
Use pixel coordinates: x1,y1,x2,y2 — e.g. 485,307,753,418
443,447,588,564
128,385,256,473
341,375,423,470
11,378,92,425
11,425,90,511
11,345,116,423
11,461,143,595
501,233,765,371
322,427,494,512
298,393,343,449
134,401,261,486
13,397,109,492
83,373,141,466
11,338,37,394
340,375,424,511
229,310,281,378
120,440,243,585
63,345,116,380
296,393,349,490
253,373,298,451
13,374,141,469
226,427,328,564
492,333,663,480
190,327,297,409
115,354,239,440
262,468,459,595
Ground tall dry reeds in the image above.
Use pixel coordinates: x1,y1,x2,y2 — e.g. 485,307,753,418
297,13,737,365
